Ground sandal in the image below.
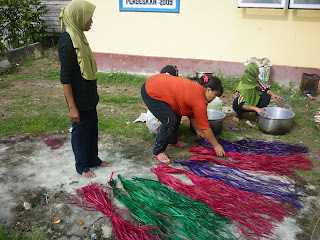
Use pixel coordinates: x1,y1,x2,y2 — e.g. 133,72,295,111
168,141,188,147
153,153,170,163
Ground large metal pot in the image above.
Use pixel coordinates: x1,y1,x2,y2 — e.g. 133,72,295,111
258,106,295,135
207,109,225,136
189,109,225,136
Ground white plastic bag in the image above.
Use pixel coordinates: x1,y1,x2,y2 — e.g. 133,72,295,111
133,112,147,123
244,57,272,86
146,109,161,134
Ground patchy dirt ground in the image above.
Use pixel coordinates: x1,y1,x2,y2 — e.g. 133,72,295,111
0,52,320,239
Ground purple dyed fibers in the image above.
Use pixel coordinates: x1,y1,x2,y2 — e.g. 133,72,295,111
198,138,308,156
174,159,306,209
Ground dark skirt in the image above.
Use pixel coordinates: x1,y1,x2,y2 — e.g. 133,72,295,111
71,108,102,174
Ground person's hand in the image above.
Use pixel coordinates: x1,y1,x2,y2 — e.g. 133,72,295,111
70,107,80,123
272,94,283,101
197,132,204,139
214,144,225,157
255,107,265,115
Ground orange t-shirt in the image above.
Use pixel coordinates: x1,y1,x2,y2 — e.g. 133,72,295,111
145,74,210,129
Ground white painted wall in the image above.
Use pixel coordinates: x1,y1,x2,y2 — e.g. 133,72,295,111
85,0,320,68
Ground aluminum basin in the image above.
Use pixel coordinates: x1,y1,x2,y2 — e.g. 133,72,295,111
258,107,295,135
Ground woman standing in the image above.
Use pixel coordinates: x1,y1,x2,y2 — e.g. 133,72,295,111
58,0,111,179
141,74,226,163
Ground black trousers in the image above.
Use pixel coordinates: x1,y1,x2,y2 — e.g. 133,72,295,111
233,91,271,119
141,83,181,155
71,108,102,174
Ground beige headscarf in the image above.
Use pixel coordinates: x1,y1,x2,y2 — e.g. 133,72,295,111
59,0,97,80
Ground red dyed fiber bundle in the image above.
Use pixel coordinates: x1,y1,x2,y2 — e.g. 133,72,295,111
189,146,313,178
67,177,165,240
151,164,292,240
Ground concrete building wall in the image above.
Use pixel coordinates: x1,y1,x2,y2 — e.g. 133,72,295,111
84,0,320,85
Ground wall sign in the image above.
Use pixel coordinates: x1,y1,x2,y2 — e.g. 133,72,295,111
119,0,180,13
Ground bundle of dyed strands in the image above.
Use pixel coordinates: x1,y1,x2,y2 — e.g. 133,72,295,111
151,164,292,240
67,180,167,240
189,146,313,179
110,179,172,240
110,174,234,240
198,138,308,156
175,159,306,209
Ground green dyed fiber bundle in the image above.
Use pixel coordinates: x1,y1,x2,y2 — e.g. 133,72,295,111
110,175,233,240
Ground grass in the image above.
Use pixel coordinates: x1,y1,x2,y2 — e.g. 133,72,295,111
43,69,60,81
97,71,147,87
99,115,152,139
0,223,47,240
213,70,241,92
0,67,149,137
26,223,47,240
0,225,24,240
0,60,149,137
0,89,70,136
99,93,142,104
1,54,318,143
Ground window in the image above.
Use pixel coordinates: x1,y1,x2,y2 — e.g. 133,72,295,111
289,0,320,9
238,0,320,8
238,0,289,8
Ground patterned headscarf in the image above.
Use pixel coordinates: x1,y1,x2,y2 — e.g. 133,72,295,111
59,0,97,80
238,62,260,107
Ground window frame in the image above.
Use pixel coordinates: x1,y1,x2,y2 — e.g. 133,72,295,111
289,0,320,9
237,0,289,9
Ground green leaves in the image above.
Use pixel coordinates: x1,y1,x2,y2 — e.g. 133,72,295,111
0,0,48,50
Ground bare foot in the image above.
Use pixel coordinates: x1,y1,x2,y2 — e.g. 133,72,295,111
82,171,96,179
232,117,240,122
100,161,112,167
307,94,315,100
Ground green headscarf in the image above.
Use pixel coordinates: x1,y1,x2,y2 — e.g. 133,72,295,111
59,0,97,80
238,62,260,107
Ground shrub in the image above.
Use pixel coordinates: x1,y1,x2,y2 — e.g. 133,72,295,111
0,0,48,50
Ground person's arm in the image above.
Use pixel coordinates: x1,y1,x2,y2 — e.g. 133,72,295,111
236,92,264,114
58,33,81,123
190,118,224,156
201,128,225,157
191,104,225,157
190,118,204,139
267,89,282,100
242,105,265,115
63,84,80,123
